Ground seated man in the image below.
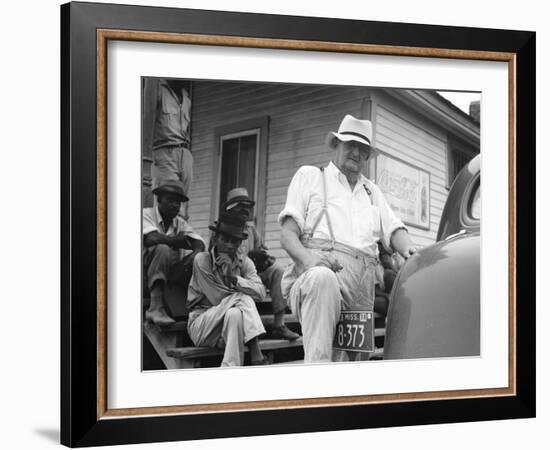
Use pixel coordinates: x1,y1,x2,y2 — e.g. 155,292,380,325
187,212,269,367
143,180,205,326
279,115,417,363
222,187,300,341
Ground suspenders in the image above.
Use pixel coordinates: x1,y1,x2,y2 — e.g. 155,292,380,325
308,166,373,243
310,166,336,241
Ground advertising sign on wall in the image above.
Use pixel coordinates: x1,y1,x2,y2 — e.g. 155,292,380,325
375,153,431,230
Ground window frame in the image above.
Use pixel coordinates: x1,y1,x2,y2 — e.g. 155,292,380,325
211,116,269,238
446,134,478,189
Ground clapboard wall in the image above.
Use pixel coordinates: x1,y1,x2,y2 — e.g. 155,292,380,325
187,81,371,265
185,81,476,263
372,90,449,247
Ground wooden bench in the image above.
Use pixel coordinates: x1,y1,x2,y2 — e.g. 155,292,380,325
166,338,304,369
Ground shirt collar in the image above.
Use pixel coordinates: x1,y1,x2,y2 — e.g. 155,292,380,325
155,206,176,232
159,79,180,102
326,161,368,187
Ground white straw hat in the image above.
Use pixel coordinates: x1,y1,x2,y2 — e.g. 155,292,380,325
330,114,373,147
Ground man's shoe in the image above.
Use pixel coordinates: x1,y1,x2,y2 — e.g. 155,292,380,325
271,325,300,341
250,355,270,365
145,308,176,327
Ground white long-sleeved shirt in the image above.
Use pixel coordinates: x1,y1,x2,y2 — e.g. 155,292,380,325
278,162,406,254
142,206,204,259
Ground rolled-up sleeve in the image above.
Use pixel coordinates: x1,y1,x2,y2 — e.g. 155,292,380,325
277,167,311,233
142,209,158,236
371,183,407,251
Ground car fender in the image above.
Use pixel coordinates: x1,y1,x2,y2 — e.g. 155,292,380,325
384,233,480,359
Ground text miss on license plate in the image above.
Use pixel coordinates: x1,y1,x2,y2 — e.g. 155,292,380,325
333,310,375,353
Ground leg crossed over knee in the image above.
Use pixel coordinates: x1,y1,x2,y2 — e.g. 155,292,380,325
224,307,244,328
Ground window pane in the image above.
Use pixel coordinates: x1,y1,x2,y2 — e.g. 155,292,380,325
452,151,470,181
219,137,239,212
470,184,481,220
238,134,257,204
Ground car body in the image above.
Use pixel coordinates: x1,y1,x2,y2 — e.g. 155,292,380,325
384,155,480,359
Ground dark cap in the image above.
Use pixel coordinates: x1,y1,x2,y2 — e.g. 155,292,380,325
209,212,249,241
152,180,189,203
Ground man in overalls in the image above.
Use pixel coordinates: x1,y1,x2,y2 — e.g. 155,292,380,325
279,115,417,363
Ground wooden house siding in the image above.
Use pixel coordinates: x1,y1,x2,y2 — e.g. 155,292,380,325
172,81,479,264
372,90,450,247
188,81,372,264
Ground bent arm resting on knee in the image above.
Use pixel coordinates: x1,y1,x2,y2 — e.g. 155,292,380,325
233,258,266,302
280,217,324,272
144,231,204,250
187,236,205,252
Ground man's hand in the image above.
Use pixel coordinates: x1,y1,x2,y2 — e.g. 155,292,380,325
391,228,419,260
215,253,238,287
301,252,343,273
172,231,191,249
403,246,418,259
214,253,233,273
281,217,342,274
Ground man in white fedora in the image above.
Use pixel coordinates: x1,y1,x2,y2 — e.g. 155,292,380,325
278,114,418,363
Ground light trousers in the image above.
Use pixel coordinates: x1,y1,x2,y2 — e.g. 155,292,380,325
284,245,377,363
187,293,266,366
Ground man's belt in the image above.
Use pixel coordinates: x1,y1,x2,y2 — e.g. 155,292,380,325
153,138,191,150
301,237,377,262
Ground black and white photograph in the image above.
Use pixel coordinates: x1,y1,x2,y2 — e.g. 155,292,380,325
141,77,481,370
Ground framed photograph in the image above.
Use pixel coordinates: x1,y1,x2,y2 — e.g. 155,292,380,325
61,1,535,447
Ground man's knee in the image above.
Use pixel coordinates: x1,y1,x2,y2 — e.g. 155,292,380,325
151,244,172,259
224,307,243,327
301,267,340,309
306,266,339,289
236,294,256,309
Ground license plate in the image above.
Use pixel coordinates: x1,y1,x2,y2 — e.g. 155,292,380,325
333,310,374,353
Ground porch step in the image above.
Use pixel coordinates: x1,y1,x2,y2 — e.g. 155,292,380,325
166,338,304,369
167,337,303,359
144,311,385,370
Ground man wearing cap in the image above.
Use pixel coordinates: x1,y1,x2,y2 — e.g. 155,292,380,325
279,114,418,363
222,187,300,341
143,180,205,326
186,212,269,366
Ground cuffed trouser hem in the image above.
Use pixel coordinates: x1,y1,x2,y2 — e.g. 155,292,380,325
259,263,287,315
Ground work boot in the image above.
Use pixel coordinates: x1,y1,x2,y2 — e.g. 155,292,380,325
145,307,175,327
249,355,271,365
271,324,300,341
146,295,175,327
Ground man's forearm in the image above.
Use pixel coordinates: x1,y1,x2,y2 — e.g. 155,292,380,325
143,232,175,248
188,237,205,252
280,218,311,267
144,232,191,249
